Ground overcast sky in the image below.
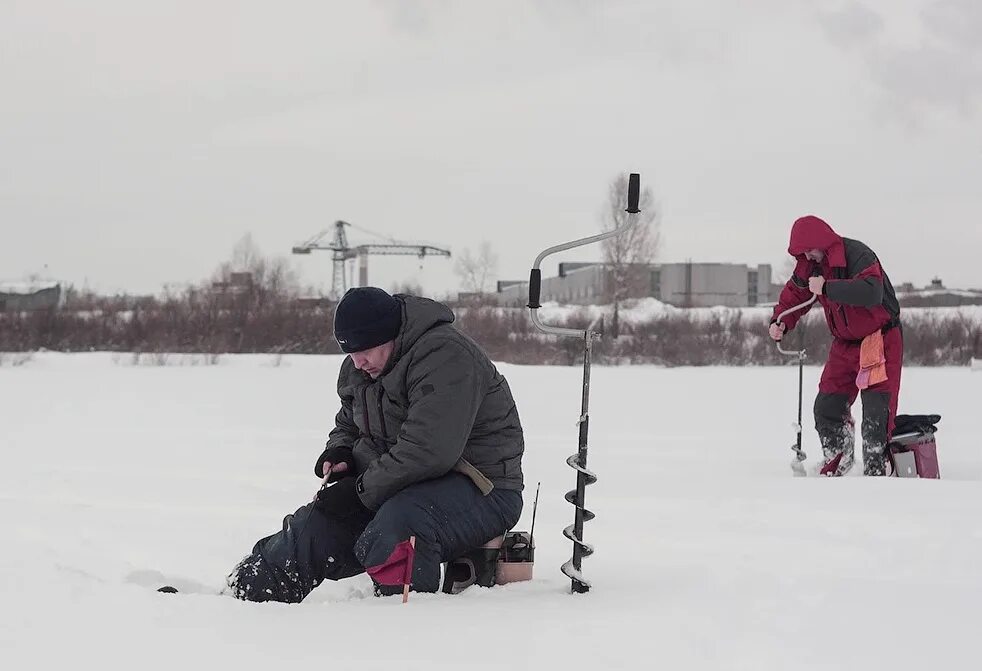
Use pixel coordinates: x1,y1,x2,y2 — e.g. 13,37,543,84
2,0,980,297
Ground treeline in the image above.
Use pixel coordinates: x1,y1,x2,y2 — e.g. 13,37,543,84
2,289,980,366
456,305,980,366
0,287,338,355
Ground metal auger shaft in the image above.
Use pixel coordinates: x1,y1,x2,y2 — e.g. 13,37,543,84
560,330,598,592
775,293,817,472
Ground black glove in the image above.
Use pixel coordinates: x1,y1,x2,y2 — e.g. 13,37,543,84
314,446,356,481
314,476,370,519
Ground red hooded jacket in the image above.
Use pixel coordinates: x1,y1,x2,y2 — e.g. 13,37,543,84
772,216,900,341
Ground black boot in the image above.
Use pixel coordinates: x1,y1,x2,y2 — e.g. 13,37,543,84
815,393,855,476
861,391,891,477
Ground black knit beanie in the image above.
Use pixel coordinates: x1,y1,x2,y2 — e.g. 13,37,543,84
333,287,402,353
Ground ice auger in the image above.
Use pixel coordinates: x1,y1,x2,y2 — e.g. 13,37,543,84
527,173,642,593
774,292,817,476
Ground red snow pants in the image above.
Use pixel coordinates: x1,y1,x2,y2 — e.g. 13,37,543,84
814,326,903,476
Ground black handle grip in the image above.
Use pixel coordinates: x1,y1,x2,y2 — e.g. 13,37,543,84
625,173,640,214
811,264,823,277
527,269,542,309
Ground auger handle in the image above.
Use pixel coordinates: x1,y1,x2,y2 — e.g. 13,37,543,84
774,265,821,356
528,173,641,338
626,172,640,213
774,294,816,357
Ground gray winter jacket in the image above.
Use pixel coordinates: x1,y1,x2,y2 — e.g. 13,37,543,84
325,295,525,510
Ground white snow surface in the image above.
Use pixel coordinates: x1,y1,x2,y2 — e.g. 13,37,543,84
2,353,981,670
533,297,982,325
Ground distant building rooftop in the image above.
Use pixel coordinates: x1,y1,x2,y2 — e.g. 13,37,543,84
0,280,63,312
0,280,60,294
895,277,982,307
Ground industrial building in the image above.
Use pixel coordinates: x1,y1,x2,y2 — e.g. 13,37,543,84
895,278,982,307
0,281,62,312
493,261,773,308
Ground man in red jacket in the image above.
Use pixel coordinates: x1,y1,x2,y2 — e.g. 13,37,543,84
769,215,903,476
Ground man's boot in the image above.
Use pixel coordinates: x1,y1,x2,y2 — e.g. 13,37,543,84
861,391,891,476
815,393,855,477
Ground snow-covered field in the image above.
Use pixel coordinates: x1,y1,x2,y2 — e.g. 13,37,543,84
2,353,980,670
532,297,982,326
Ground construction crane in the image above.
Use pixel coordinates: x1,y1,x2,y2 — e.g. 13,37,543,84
292,220,451,299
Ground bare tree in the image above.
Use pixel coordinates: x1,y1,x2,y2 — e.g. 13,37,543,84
454,241,499,295
231,233,262,272
212,234,300,305
601,173,660,337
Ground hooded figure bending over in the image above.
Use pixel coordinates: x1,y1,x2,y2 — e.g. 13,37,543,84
769,216,902,476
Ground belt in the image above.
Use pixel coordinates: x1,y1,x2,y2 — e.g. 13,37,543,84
837,317,901,345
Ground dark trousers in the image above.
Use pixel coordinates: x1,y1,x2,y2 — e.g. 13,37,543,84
814,327,903,476
226,473,523,603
